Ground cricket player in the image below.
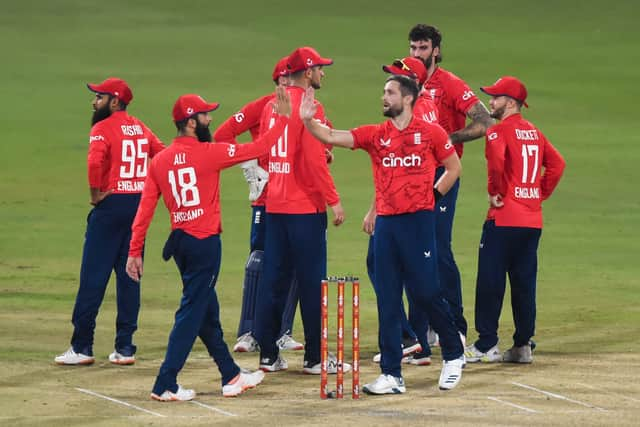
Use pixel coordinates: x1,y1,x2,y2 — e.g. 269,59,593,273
213,56,303,354
55,78,165,366
367,56,442,366
253,46,346,375
125,87,291,400
301,75,465,394
465,76,565,363
409,24,495,341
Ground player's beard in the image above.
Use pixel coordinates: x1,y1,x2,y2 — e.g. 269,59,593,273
91,103,112,125
195,121,212,142
490,105,506,120
383,104,403,118
423,52,434,69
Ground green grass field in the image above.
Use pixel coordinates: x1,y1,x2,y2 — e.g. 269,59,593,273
1,0,639,425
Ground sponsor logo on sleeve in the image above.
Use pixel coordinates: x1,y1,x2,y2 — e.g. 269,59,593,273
89,135,105,143
227,145,236,157
488,132,498,141
234,112,245,123
462,90,475,101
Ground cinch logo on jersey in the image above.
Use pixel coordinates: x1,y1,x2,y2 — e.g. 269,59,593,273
121,125,144,136
515,187,540,199
172,208,204,223
515,129,539,141
382,153,422,168
89,135,105,143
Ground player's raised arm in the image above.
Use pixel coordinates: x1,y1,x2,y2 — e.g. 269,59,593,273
300,87,355,148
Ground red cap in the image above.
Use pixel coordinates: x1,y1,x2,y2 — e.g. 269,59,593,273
287,46,333,73
172,94,220,122
481,76,528,107
87,77,133,105
272,56,290,82
382,57,428,85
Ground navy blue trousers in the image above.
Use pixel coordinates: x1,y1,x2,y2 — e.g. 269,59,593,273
434,166,467,336
152,232,239,395
474,220,541,351
254,212,327,364
71,194,141,356
237,206,299,338
375,210,462,378
367,235,429,353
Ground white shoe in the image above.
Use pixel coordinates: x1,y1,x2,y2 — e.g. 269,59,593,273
363,374,406,395
502,344,533,363
464,344,501,363
303,353,352,375
150,385,195,402
54,347,94,365
372,338,422,363
427,327,440,347
108,351,135,365
276,334,304,351
259,355,288,372
439,357,464,390
222,369,265,397
233,333,259,353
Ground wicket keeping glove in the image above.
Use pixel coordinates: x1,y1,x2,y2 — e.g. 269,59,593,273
240,160,269,201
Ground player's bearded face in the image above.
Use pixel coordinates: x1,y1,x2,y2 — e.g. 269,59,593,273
382,83,404,118
91,97,112,125
310,66,324,90
383,102,403,118
489,96,507,120
195,116,212,142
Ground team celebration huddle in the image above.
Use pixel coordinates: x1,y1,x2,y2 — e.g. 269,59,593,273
53,23,565,401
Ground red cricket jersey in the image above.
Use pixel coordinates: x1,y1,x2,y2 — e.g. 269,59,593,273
260,86,340,214
213,93,275,207
414,92,439,124
128,115,289,257
423,67,479,158
485,113,566,228
87,110,165,193
351,117,456,215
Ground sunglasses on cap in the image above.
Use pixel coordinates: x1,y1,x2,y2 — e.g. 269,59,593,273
392,59,412,72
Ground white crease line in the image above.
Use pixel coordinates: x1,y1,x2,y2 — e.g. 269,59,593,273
487,396,539,413
510,382,606,411
76,388,166,418
190,400,237,417
576,382,640,403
